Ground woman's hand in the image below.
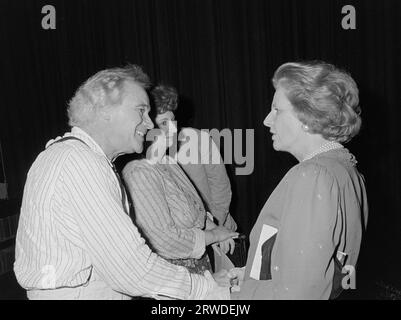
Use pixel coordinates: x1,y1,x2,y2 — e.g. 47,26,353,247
218,238,236,255
205,226,238,246
227,267,245,292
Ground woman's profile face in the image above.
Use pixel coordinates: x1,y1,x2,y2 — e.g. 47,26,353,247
155,111,176,134
155,111,177,149
263,86,304,155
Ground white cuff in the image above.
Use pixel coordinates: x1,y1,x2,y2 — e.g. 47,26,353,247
188,273,210,300
188,271,230,300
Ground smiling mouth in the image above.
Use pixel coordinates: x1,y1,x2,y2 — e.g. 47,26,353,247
135,129,147,140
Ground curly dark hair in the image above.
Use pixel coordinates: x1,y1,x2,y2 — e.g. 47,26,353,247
151,84,178,114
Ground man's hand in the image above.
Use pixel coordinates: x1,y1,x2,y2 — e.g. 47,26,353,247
212,269,234,287
203,271,231,300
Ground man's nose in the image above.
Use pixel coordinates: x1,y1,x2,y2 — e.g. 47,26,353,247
143,114,154,129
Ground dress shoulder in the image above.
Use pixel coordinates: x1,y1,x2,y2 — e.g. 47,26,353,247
123,159,156,174
287,160,338,189
297,149,360,189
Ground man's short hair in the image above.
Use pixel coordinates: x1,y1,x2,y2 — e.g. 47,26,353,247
67,64,151,127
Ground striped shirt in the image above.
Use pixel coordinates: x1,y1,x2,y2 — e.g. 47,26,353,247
123,157,207,261
14,126,213,299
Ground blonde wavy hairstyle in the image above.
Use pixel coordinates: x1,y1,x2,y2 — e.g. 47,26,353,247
272,61,361,143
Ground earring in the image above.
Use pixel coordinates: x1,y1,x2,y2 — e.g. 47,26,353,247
302,124,309,131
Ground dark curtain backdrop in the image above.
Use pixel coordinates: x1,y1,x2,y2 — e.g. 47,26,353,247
1,0,401,297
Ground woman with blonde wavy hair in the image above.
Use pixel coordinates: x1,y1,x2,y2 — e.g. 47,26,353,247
231,61,368,300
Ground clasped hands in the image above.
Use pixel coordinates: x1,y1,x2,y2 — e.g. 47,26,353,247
212,267,245,293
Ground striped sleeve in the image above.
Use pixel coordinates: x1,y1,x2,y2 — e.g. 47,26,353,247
123,163,206,259
61,148,202,299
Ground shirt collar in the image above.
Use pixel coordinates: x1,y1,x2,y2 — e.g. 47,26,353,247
71,127,116,167
45,126,113,166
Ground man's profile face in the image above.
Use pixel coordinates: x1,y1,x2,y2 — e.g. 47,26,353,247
107,81,153,157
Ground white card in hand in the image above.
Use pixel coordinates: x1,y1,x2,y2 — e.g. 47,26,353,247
249,224,278,280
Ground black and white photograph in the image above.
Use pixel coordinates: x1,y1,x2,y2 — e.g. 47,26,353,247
0,0,400,307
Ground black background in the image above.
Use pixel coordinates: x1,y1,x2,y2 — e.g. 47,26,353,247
1,0,401,298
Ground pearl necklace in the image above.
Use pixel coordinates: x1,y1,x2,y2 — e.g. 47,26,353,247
302,141,343,162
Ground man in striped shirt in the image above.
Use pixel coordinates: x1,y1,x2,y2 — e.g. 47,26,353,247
14,65,230,299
